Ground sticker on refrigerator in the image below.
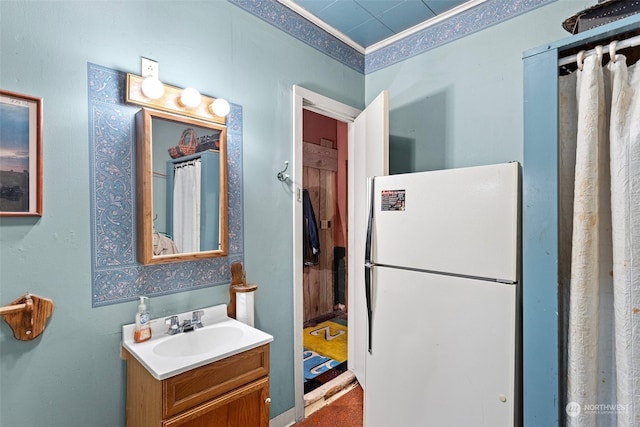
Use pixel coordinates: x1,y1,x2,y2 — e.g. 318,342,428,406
381,190,405,211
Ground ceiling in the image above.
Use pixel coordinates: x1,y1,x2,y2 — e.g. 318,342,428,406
283,0,481,50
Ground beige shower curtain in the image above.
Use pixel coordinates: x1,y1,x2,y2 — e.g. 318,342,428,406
173,159,201,253
564,46,640,426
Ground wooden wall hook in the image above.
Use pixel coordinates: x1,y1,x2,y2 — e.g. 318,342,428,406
0,293,54,340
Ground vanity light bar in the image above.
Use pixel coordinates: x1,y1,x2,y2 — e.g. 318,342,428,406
126,73,227,126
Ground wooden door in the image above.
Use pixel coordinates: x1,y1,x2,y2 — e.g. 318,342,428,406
303,138,338,322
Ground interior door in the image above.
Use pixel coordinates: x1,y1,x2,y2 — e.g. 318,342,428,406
302,138,338,322
347,91,389,388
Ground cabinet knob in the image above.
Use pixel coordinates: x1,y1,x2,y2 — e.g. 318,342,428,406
265,397,271,405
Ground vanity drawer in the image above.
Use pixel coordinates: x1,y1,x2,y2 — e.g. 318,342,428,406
163,344,270,418
163,376,270,427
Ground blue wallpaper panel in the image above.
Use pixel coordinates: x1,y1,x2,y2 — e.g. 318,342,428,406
229,0,557,74
88,63,244,307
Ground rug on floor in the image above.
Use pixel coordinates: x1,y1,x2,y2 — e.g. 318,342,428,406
304,348,341,381
303,319,347,363
303,354,348,394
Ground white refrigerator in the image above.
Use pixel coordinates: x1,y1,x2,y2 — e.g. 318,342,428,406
363,162,520,427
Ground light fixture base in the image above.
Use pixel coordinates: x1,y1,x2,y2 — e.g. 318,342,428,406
126,74,227,125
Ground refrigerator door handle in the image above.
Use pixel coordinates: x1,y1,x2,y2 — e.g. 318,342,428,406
364,264,373,354
365,177,374,264
364,177,375,354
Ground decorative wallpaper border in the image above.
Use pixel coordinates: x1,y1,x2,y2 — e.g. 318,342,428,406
229,0,557,74
366,0,557,73
228,0,364,73
88,63,244,307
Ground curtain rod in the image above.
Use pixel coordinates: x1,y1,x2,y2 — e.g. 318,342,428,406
174,158,200,169
558,33,640,67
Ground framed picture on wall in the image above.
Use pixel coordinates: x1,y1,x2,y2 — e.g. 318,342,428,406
0,89,43,216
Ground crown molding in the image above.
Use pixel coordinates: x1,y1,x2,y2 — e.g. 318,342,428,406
228,0,558,74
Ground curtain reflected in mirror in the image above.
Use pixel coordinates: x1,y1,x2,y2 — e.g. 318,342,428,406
172,159,202,253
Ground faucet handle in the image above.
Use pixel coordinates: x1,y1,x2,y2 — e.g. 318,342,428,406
192,310,204,328
165,315,180,334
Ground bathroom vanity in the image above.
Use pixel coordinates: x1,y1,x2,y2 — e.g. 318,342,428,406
122,305,273,427
124,344,270,426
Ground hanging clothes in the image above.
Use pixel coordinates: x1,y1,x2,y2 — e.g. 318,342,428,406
153,232,179,256
303,189,320,266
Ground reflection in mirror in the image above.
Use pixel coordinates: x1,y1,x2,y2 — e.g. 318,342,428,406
136,108,228,265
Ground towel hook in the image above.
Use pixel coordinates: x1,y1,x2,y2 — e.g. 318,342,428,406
277,161,290,182
0,293,54,341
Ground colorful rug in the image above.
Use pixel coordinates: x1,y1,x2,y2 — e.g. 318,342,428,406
304,319,347,363
304,348,341,381
303,319,348,383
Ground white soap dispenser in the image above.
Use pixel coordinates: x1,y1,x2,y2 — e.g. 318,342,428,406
134,296,152,343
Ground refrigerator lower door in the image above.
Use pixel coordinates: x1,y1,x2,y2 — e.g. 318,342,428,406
365,266,516,427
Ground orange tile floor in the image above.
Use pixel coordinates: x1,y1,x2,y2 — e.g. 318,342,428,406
293,384,363,427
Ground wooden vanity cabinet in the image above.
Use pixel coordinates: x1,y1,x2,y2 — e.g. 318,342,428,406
124,344,270,427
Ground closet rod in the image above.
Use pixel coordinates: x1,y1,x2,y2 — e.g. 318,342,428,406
559,33,640,67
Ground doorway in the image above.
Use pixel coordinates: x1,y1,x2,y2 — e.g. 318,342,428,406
300,110,351,404
292,85,389,422
292,86,360,422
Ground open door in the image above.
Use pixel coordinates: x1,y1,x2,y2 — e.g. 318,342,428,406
347,91,389,388
292,86,388,421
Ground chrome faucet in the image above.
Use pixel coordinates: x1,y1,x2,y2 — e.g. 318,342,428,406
165,311,204,334
191,310,204,329
165,315,181,335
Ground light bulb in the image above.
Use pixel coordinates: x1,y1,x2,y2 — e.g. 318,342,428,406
140,77,164,99
180,88,201,108
210,98,231,117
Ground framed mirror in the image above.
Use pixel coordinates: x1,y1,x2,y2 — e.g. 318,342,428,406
136,108,228,265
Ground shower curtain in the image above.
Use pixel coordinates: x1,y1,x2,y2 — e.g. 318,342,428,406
563,46,640,426
173,159,201,253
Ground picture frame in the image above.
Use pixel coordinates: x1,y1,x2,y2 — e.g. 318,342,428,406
0,89,43,216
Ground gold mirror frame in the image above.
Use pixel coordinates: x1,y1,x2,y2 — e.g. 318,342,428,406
136,108,228,265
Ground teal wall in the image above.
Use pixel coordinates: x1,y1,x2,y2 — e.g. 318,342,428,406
0,1,362,426
0,0,608,426
368,1,591,172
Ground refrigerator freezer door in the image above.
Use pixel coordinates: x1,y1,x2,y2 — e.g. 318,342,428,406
371,162,519,283
364,266,516,427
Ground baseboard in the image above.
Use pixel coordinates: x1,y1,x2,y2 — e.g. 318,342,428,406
270,407,297,427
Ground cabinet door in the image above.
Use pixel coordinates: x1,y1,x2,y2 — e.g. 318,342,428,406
164,344,269,417
163,377,270,427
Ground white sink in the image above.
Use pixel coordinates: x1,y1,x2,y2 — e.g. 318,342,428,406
152,325,244,358
122,304,273,380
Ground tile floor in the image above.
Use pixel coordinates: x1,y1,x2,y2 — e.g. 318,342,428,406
294,383,363,427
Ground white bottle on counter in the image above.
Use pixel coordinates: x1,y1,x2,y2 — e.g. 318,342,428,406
134,296,151,343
